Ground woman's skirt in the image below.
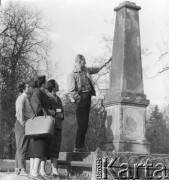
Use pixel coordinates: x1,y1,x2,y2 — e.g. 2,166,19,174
47,128,62,158
28,137,48,158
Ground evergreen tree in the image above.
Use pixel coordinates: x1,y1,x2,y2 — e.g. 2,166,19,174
146,105,168,154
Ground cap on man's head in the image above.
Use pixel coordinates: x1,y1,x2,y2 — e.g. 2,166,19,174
75,54,85,63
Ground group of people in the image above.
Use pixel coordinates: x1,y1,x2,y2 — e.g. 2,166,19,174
14,54,111,180
15,76,64,180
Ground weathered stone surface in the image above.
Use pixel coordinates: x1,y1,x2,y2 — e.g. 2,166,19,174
94,151,169,180
59,152,94,163
101,105,150,153
103,105,147,140
1,151,169,179
103,1,150,153
114,1,141,11
109,152,169,179
104,1,149,106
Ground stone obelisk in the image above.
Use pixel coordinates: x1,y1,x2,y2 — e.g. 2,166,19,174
103,1,150,153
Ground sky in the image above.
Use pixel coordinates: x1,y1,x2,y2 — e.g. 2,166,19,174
2,0,169,108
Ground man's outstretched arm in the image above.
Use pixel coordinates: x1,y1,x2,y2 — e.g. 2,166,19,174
88,57,112,74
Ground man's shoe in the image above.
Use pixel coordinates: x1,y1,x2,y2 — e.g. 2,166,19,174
80,147,89,152
19,168,29,176
73,148,81,152
15,168,20,175
73,147,89,152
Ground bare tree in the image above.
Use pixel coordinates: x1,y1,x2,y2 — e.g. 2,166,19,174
155,38,169,75
0,1,52,157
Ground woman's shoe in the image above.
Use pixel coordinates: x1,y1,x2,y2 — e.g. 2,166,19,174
51,174,60,180
14,168,20,175
40,172,52,180
19,168,29,176
29,174,46,180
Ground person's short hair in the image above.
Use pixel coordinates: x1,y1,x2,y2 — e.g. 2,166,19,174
18,82,26,93
33,75,46,88
47,79,56,92
75,54,85,63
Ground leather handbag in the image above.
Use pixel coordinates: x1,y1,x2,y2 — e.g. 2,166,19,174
25,115,55,137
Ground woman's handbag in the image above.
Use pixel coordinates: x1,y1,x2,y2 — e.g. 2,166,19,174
25,115,55,137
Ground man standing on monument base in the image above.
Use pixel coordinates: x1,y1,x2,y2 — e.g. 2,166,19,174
67,54,111,152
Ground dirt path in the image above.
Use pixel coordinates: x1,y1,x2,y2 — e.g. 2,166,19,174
0,173,79,180
0,173,29,180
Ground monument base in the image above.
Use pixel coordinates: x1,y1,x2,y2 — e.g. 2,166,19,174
103,102,150,154
114,139,150,154
101,138,150,154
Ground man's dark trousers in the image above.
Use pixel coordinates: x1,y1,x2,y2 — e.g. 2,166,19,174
15,120,29,170
75,92,91,148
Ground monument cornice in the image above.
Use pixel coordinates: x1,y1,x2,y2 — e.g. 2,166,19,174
102,138,150,145
104,97,150,108
114,1,141,11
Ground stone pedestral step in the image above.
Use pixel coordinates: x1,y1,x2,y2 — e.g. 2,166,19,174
57,152,93,179
0,151,95,179
1,151,169,180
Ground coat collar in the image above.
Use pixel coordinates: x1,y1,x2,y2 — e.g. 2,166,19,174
22,92,28,97
73,65,87,73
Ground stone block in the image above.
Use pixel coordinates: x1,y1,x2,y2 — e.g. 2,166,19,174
103,104,150,153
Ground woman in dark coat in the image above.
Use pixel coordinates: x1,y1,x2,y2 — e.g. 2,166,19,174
29,75,55,180
46,79,64,178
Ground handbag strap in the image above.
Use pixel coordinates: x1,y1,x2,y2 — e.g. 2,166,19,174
29,103,36,120
42,108,47,117
30,103,47,119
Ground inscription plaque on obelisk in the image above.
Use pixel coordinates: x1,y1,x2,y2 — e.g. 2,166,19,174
103,1,150,153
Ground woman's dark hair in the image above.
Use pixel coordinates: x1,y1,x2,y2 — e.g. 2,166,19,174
18,80,33,93
33,75,46,88
47,79,56,92
18,82,26,93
